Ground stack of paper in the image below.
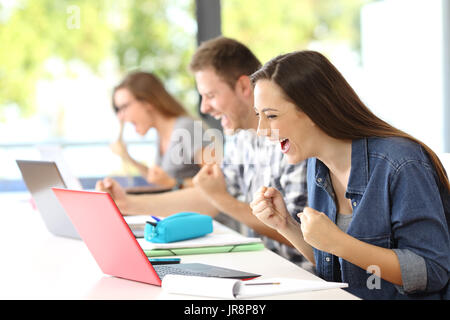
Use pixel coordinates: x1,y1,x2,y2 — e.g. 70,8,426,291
161,275,348,299
137,220,264,256
138,233,264,257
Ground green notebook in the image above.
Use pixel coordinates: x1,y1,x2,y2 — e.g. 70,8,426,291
143,242,265,257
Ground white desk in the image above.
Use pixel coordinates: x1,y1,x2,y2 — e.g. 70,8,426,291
0,192,358,300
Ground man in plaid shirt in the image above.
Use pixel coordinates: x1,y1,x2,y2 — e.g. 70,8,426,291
96,37,308,263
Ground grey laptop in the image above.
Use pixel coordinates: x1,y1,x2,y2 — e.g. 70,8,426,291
16,160,145,239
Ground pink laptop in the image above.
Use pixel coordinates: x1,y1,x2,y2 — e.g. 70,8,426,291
52,188,260,286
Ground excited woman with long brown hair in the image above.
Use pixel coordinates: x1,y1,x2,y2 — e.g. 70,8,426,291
250,50,449,300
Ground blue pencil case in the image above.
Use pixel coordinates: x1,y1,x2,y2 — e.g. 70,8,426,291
144,212,213,243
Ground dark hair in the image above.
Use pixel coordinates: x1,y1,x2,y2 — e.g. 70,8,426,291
189,36,261,88
251,50,449,192
112,71,187,117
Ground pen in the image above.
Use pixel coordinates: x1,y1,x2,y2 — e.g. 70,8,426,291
146,220,157,227
149,258,181,265
244,282,281,286
151,215,161,222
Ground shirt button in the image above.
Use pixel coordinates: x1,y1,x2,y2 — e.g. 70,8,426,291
325,257,331,262
353,201,357,207
317,178,323,183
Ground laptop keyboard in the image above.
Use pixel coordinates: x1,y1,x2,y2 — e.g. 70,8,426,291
153,265,213,279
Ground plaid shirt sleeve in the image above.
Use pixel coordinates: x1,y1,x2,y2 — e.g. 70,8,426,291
220,135,245,201
263,151,309,262
272,154,308,222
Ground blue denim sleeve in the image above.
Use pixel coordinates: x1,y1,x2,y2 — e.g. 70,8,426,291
390,160,450,293
393,249,427,294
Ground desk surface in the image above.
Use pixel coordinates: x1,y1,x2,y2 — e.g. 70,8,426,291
0,192,358,300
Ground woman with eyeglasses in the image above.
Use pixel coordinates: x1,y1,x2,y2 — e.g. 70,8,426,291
249,51,450,299
110,71,210,189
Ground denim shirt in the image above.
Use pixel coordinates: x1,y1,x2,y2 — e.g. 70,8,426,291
307,137,450,300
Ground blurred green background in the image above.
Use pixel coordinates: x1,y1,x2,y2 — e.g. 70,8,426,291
0,0,372,119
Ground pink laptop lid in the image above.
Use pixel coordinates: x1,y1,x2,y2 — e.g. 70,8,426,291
52,188,161,286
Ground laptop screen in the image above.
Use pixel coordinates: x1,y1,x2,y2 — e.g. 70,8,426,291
52,188,161,285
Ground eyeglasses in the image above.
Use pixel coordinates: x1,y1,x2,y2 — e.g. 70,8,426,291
113,102,131,114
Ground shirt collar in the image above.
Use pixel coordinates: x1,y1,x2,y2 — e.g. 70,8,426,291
313,138,369,196
346,138,369,196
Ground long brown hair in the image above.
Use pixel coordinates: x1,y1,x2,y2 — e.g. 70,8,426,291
251,50,449,192
112,71,188,118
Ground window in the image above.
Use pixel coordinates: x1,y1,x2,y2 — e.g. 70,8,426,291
0,0,197,190
222,0,448,154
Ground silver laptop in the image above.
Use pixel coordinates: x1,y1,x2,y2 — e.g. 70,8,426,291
16,160,145,239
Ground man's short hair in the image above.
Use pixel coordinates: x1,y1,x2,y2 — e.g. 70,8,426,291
189,36,261,88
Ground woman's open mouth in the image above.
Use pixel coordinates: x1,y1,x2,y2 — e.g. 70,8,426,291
280,138,290,153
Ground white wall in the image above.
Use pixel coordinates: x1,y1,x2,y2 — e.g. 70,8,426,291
361,0,445,152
